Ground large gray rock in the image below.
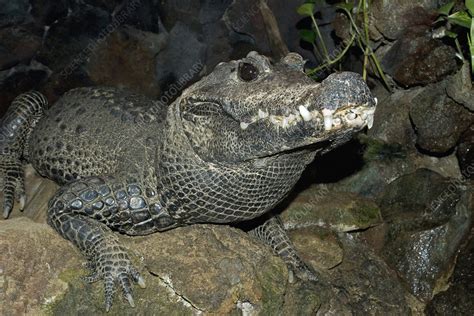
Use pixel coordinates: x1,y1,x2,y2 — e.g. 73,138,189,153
425,226,474,315
281,187,382,232
368,87,419,148
289,227,344,271
320,235,416,315
377,169,472,301
447,62,474,112
0,0,30,25
381,27,457,87
372,0,448,40
30,0,69,25
0,218,82,316
0,25,42,71
331,149,462,199
409,81,474,154
457,126,474,179
86,26,167,98
155,21,206,96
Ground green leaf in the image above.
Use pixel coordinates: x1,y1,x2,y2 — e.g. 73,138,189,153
297,3,315,16
336,2,354,12
434,16,447,24
471,13,474,39
470,18,474,74
299,29,317,43
437,1,454,16
446,30,459,38
466,0,474,16
448,11,472,28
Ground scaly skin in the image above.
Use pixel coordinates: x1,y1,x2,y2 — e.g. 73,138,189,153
0,91,47,218
0,52,376,311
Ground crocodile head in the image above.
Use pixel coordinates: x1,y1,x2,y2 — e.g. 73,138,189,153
173,51,376,165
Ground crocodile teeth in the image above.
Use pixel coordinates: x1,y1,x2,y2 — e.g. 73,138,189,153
366,108,376,129
240,122,249,130
367,114,374,129
258,109,269,119
322,108,335,131
298,105,311,121
281,117,289,128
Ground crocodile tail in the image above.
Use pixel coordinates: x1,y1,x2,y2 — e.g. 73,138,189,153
0,91,48,218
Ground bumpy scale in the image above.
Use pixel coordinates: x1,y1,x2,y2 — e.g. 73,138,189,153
0,51,376,311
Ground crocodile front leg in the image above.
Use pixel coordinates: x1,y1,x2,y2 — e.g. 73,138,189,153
249,216,318,282
47,175,177,311
0,91,47,218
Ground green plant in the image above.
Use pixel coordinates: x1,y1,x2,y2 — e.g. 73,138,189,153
297,0,390,90
435,0,474,75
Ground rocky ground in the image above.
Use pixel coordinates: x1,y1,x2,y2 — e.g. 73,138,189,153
1,0,473,315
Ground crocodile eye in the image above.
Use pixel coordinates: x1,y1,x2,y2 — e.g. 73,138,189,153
238,62,259,81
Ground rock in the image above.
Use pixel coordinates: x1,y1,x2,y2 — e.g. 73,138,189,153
86,26,167,98
0,218,82,316
332,149,462,198
34,0,163,101
372,0,444,40
377,169,461,217
0,25,42,71
381,27,457,87
425,228,474,315
457,126,474,179
82,0,123,12
0,0,31,25
155,21,206,96
413,152,463,180
30,0,69,26
280,187,382,232
409,81,474,154
0,217,292,315
282,228,416,314
289,227,344,270
323,235,415,314
367,87,419,148
36,3,110,78
377,169,472,301
281,281,322,315
446,61,474,112
224,0,273,56
156,0,232,91
446,65,474,179
131,225,288,314
156,0,294,90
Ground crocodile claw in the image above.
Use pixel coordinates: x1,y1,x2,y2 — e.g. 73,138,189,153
3,205,11,219
84,252,145,312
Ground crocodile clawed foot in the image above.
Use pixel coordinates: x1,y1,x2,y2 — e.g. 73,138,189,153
293,262,318,283
84,252,146,312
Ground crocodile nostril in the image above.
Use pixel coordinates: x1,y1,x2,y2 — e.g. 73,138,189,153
346,112,357,120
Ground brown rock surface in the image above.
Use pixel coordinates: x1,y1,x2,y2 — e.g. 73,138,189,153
86,26,167,98
0,218,82,316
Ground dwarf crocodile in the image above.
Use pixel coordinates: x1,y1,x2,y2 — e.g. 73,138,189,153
0,52,376,311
